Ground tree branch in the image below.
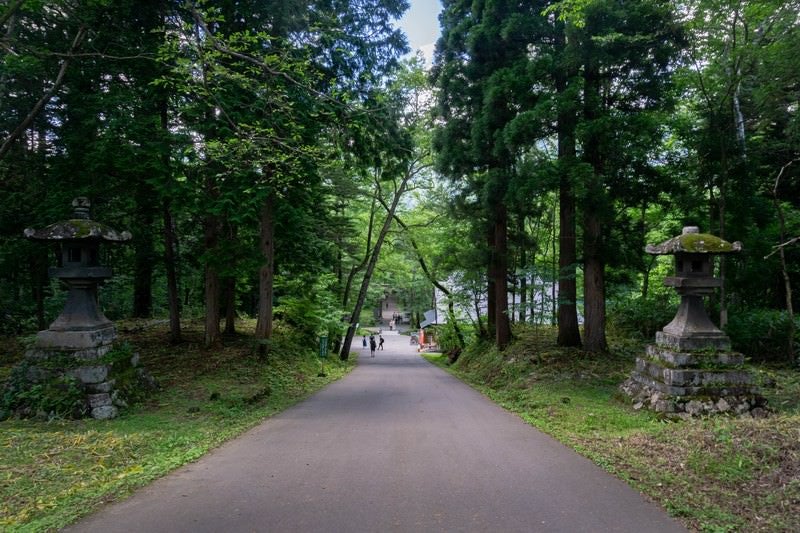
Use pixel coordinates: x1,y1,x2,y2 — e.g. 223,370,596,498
0,0,24,29
187,3,343,108
765,236,800,259
0,26,87,160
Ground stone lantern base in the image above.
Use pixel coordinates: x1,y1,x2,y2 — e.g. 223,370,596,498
621,341,767,418
24,325,116,419
9,324,154,420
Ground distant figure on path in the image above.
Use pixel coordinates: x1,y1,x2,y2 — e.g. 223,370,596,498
369,335,377,357
389,319,394,331
379,336,384,350
362,335,367,349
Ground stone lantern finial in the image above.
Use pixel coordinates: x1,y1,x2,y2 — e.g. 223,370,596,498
72,197,91,220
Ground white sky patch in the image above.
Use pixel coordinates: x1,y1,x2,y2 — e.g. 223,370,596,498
394,0,442,67
417,42,436,67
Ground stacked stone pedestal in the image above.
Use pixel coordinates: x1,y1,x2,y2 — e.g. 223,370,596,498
622,335,766,417
23,324,130,419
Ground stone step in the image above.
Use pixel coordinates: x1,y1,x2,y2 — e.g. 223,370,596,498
635,358,755,392
645,344,744,367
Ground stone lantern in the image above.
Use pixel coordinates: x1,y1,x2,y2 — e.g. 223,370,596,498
25,197,131,346
20,197,133,419
621,226,766,417
649,226,740,351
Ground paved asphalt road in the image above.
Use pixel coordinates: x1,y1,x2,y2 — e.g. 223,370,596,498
67,332,686,533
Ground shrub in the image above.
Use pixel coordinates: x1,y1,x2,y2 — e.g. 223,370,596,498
725,308,799,363
272,274,346,346
432,320,473,360
607,296,677,339
0,361,87,420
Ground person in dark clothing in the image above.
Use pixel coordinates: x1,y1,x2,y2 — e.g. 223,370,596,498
369,335,377,357
378,336,384,350
362,335,367,349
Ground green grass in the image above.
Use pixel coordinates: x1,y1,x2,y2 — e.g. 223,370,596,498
426,325,800,533
0,320,354,532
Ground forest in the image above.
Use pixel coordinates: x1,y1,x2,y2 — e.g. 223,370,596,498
1,0,798,363
2,1,800,531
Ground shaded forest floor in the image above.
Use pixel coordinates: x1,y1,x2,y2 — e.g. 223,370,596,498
427,325,800,532
0,321,354,531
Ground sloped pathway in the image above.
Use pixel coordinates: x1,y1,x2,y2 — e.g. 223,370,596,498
67,333,686,532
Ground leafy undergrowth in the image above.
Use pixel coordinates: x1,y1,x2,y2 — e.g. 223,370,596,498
0,320,354,532
427,324,800,533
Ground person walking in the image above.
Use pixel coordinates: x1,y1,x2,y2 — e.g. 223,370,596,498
378,335,384,350
362,335,367,349
369,335,377,357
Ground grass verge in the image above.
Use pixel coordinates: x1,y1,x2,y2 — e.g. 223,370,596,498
426,325,800,533
0,320,354,532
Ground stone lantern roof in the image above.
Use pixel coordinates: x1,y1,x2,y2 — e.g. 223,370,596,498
23,197,132,243
645,226,741,255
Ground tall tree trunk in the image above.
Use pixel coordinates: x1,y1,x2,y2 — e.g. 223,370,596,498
159,86,182,343
133,182,156,318
518,216,527,324
555,22,582,347
556,113,581,344
639,203,652,299
642,256,656,300
583,212,608,352
224,277,236,334
509,246,517,325
551,200,557,325
223,222,238,335
255,193,275,353
203,212,221,347
718,131,729,328
163,199,182,343
340,172,412,360
519,270,527,324
581,57,608,353
494,205,512,349
473,294,485,338
486,223,496,339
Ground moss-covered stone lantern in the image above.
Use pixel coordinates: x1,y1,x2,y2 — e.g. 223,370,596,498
621,226,766,417
17,197,133,419
646,226,741,351
24,197,131,343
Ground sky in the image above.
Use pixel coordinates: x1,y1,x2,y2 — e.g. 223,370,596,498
396,0,443,65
